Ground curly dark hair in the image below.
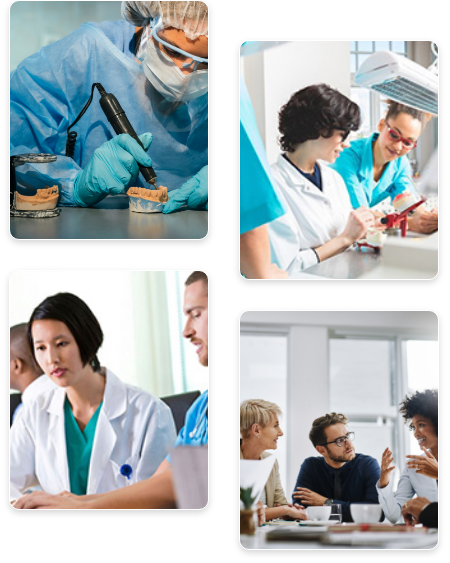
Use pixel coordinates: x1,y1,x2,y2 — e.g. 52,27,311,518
278,84,361,152
399,389,438,436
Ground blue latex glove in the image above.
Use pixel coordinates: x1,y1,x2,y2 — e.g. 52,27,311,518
163,165,208,213
73,133,153,207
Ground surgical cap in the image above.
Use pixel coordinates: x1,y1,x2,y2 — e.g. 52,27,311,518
121,1,208,39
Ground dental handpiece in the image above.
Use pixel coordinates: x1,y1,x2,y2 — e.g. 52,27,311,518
97,84,157,187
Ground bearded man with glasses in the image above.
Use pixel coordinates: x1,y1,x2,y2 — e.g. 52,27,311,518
292,412,383,522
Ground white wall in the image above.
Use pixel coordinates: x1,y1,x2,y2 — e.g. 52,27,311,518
287,325,329,495
243,41,351,163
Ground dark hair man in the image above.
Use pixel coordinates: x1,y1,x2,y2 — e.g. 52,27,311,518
292,412,382,522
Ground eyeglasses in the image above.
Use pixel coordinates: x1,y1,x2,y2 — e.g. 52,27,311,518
385,122,417,150
319,432,355,447
335,128,351,142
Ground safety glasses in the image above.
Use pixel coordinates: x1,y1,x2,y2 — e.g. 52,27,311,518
151,19,208,71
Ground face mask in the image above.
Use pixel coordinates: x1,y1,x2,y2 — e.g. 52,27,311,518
140,33,208,102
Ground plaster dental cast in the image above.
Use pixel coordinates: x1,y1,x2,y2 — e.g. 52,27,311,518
13,272,208,509
10,1,208,212
10,293,176,501
332,101,437,233
268,84,375,274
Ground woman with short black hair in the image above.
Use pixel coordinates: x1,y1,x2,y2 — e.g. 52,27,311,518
10,292,176,502
268,84,375,273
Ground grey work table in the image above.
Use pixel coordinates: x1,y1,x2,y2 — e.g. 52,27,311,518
299,231,431,280
10,195,207,240
304,248,381,279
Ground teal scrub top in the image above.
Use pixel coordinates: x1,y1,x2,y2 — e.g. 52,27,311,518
240,79,285,234
331,133,416,208
167,390,208,463
64,398,103,495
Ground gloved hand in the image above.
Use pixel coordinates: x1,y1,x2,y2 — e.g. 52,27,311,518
73,133,153,207
163,165,208,214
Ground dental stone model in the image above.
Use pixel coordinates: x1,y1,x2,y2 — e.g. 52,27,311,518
126,186,169,213
365,227,387,248
392,191,420,213
14,186,59,210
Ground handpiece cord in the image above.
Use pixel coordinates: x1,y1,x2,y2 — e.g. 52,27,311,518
65,83,106,157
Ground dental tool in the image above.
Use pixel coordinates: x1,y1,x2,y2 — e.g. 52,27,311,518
65,83,158,187
380,198,426,237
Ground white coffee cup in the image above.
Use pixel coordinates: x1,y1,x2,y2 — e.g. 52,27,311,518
350,504,382,524
306,506,332,521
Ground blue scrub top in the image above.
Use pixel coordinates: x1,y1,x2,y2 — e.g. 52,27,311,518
240,79,285,234
64,398,103,495
167,390,208,463
331,133,415,208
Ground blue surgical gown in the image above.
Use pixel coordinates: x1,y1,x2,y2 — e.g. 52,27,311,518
10,20,208,206
240,79,285,234
167,390,208,463
331,133,415,209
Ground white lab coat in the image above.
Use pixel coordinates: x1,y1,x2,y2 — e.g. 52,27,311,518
268,155,353,273
11,375,57,424
10,369,176,501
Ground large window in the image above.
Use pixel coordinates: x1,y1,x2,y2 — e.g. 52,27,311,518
329,337,398,481
240,333,288,492
166,271,207,394
329,333,438,486
404,340,439,456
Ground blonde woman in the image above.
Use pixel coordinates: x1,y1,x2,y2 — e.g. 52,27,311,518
240,399,306,521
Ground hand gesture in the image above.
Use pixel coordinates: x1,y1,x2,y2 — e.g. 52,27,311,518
406,447,438,480
380,447,395,488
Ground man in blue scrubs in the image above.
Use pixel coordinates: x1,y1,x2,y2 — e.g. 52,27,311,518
13,272,209,509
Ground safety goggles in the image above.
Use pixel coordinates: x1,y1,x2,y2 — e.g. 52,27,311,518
151,19,208,71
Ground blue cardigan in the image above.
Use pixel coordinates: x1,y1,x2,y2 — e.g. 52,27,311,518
292,453,382,522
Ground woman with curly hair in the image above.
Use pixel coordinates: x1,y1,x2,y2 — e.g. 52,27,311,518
267,83,375,274
376,389,438,523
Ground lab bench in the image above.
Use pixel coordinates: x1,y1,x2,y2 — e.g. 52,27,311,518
10,195,208,240
290,231,437,280
304,248,381,279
